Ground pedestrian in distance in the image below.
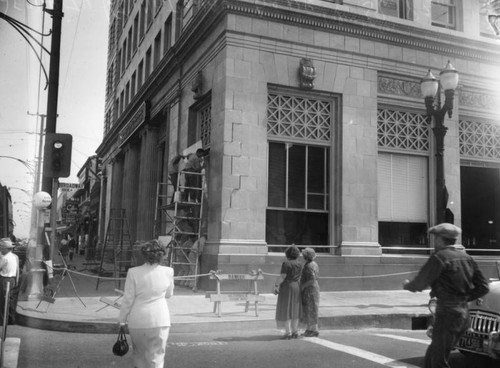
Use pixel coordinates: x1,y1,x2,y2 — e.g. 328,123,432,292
67,234,77,262
300,247,320,337
118,240,175,368
59,234,69,262
0,238,19,325
403,223,489,368
275,245,302,339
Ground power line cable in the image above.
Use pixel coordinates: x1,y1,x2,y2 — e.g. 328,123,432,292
60,0,84,104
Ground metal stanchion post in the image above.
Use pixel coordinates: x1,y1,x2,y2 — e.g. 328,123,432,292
49,178,58,263
26,192,52,299
1,281,11,366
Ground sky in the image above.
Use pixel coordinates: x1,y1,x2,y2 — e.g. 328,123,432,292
0,0,110,238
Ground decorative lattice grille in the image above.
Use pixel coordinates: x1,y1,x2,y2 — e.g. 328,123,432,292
377,109,430,152
460,119,500,161
267,92,331,142
199,104,211,147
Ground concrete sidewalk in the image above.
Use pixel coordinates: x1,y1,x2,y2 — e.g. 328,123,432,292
16,287,432,334
14,254,432,334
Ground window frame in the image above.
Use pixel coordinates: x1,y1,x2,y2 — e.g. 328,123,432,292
377,106,432,250
265,85,342,249
188,95,212,148
431,0,459,30
378,0,413,20
267,141,330,213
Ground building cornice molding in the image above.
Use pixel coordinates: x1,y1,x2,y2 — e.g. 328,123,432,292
221,0,500,63
378,74,421,100
459,88,500,111
378,73,500,114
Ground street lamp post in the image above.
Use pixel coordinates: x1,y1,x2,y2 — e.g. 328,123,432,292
420,61,459,225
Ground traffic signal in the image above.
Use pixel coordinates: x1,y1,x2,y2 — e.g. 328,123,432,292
43,133,72,178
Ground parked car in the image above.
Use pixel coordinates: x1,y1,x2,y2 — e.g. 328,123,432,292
456,280,500,360
427,275,500,361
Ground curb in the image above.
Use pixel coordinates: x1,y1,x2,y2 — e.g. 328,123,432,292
15,311,431,334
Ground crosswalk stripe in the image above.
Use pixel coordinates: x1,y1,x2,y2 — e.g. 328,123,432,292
375,333,430,345
304,337,421,368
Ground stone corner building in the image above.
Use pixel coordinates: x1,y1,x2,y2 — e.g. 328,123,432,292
96,0,500,291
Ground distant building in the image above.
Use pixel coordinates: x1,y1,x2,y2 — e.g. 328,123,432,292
0,184,13,238
96,0,500,290
69,156,102,259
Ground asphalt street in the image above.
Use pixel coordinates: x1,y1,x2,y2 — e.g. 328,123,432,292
8,326,498,368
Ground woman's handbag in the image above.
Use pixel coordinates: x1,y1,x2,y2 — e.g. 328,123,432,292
112,326,129,357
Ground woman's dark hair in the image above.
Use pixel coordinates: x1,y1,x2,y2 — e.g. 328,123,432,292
141,240,165,264
285,246,300,260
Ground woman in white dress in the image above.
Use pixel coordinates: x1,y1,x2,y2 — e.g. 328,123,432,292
119,240,174,368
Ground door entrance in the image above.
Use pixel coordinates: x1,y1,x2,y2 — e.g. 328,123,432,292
461,166,500,253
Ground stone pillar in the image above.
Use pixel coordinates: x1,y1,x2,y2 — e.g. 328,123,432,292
136,126,159,241
204,52,268,256
339,68,381,255
122,142,140,243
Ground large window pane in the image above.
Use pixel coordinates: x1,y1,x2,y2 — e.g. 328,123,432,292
431,0,456,29
266,209,328,246
268,142,286,207
288,145,305,208
379,222,428,250
267,143,330,250
308,146,325,193
308,146,327,210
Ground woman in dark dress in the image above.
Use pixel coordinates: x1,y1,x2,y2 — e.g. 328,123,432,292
300,247,320,337
274,246,302,339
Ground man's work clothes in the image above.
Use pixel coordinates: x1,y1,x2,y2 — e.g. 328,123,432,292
0,252,19,325
405,246,489,368
405,246,489,305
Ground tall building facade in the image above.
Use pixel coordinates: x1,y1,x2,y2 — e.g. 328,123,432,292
96,0,500,290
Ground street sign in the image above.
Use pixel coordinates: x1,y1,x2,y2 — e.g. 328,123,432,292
59,183,84,190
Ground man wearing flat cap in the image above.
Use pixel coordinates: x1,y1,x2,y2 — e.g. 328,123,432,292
0,238,19,325
403,223,489,368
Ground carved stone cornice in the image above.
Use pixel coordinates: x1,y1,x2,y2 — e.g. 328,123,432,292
378,75,421,99
220,0,500,63
459,89,500,111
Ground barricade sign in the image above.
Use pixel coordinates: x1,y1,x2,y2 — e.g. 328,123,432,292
206,270,265,317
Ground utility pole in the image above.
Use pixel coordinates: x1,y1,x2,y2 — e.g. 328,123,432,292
42,0,64,266
27,112,45,238
27,0,64,299
42,0,63,195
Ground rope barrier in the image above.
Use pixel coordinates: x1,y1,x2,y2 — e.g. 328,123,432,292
43,263,419,284
318,271,418,279
261,270,418,279
44,262,214,282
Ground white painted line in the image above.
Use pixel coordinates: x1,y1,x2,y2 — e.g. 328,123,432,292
168,341,228,347
375,333,430,345
304,337,420,368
